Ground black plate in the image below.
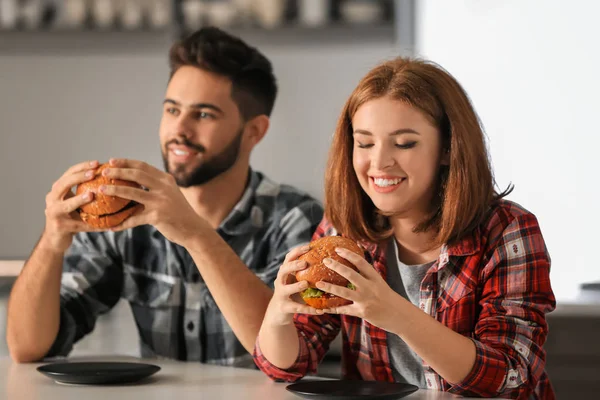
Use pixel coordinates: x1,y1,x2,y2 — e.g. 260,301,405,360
37,361,160,385
286,380,419,400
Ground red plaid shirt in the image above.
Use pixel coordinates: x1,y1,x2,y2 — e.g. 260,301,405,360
254,200,556,399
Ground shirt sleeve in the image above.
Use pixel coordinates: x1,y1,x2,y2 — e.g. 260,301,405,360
253,313,342,382
256,198,323,289
254,217,342,382
448,212,556,398
45,231,125,358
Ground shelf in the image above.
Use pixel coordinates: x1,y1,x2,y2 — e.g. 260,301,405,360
0,22,396,55
0,29,175,54
204,23,397,46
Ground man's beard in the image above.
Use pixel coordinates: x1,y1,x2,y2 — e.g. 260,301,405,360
162,129,243,188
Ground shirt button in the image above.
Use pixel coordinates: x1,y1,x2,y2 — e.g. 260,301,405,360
187,321,195,331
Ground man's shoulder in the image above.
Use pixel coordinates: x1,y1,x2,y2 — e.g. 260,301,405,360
253,171,322,210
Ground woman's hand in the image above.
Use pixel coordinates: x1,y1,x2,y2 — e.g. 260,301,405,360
316,247,404,331
263,245,324,327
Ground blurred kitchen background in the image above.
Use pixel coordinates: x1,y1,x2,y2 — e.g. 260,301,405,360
0,1,598,398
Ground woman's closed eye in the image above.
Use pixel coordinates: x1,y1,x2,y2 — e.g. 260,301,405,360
395,141,417,149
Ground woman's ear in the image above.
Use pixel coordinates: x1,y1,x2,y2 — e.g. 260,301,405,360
441,147,450,165
244,115,270,148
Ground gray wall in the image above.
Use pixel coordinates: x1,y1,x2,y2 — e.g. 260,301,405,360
0,37,398,259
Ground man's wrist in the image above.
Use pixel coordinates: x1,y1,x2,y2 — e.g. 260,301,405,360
37,231,70,256
181,217,215,253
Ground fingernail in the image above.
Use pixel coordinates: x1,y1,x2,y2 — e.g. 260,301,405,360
83,192,92,200
335,248,344,254
323,258,332,265
316,281,325,289
89,161,98,167
109,159,118,166
102,168,110,176
99,185,107,193
85,170,94,178
301,245,310,251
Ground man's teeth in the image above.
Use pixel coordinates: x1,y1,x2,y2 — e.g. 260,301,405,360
373,178,403,187
173,149,190,156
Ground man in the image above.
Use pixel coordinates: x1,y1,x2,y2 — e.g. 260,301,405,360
6,27,323,368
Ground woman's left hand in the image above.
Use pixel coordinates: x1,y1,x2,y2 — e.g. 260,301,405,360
316,247,406,332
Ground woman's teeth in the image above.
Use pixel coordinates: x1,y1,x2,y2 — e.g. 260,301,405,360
373,178,403,187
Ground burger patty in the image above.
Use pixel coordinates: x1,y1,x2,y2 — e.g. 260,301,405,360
79,200,139,217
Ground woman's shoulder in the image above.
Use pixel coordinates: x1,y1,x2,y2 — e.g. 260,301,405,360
478,198,544,250
482,198,539,228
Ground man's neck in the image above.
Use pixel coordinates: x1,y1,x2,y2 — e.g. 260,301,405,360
180,163,250,229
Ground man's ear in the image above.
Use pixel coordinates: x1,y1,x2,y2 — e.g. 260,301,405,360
244,115,270,148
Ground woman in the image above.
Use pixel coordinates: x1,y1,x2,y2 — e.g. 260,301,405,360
254,57,556,399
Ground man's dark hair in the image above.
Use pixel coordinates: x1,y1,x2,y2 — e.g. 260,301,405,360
169,27,277,121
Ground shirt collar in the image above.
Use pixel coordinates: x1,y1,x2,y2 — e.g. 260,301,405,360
218,168,264,236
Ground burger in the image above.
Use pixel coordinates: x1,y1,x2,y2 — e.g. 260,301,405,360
76,163,143,229
295,236,363,309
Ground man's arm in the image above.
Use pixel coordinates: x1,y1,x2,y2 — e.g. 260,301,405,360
6,235,65,362
185,201,323,353
7,160,102,362
7,231,124,362
97,160,324,354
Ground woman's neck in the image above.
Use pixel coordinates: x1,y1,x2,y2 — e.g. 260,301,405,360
390,216,441,266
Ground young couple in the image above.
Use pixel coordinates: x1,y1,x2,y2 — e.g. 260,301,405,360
8,27,555,399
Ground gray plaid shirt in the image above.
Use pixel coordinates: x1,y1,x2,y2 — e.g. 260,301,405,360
46,169,323,367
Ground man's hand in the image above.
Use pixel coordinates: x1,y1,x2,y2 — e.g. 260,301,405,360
98,158,204,246
43,160,103,252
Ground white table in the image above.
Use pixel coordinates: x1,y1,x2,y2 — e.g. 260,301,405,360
0,355,500,399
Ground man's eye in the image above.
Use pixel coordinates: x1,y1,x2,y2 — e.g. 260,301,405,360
194,111,214,120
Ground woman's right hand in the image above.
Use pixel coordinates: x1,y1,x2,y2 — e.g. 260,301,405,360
41,160,102,253
264,245,324,327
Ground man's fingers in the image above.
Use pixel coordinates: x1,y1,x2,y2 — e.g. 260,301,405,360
47,192,94,217
108,158,162,176
100,167,159,189
108,206,147,232
49,168,97,202
62,160,100,177
99,185,151,204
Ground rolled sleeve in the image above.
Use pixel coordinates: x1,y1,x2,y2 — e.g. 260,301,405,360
44,231,124,358
254,312,342,382
448,213,556,398
253,329,312,382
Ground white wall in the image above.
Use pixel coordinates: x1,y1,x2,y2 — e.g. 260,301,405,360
0,38,398,259
417,0,598,300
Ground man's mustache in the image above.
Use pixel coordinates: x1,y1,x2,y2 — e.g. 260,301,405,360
166,138,205,153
